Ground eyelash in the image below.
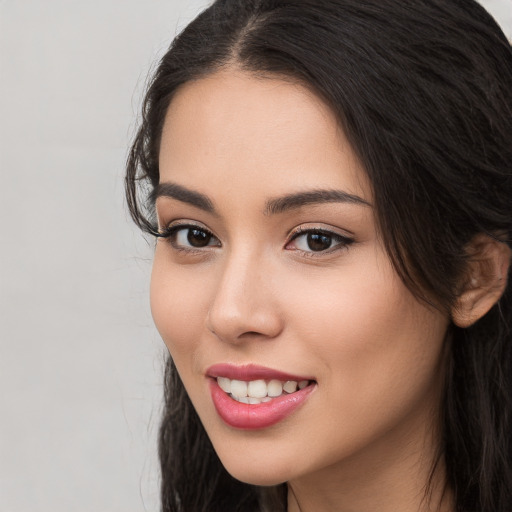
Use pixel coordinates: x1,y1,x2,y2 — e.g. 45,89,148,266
286,227,354,256
157,223,220,254
157,223,354,256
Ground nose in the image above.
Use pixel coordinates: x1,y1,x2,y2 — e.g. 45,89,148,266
206,250,284,344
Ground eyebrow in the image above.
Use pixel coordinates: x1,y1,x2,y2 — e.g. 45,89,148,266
153,181,371,215
152,182,215,213
264,189,371,215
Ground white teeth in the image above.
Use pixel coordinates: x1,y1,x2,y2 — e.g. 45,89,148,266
217,377,231,393
247,379,267,398
283,380,298,393
230,379,248,398
267,379,283,397
216,376,311,402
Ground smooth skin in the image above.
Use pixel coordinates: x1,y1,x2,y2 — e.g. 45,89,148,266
151,70,455,512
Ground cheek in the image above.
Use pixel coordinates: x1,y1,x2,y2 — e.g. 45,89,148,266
150,248,211,358
282,248,449,423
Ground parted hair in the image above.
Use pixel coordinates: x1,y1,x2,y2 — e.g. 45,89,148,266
125,1,512,510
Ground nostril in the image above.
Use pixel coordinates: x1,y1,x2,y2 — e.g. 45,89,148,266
240,331,264,338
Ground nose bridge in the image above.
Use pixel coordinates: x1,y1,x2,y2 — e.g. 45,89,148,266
206,245,282,342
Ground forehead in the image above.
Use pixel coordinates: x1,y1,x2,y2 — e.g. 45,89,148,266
159,69,371,204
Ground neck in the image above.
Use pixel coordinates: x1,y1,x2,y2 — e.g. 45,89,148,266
286,409,453,512
287,470,453,512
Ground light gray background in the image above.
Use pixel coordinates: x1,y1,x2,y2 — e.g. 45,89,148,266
0,1,510,511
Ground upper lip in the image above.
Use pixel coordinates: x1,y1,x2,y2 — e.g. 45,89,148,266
206,363,315,382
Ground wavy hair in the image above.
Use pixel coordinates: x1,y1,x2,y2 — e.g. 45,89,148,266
126,1,512,510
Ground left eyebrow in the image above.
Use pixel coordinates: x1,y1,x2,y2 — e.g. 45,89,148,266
264,189,371,215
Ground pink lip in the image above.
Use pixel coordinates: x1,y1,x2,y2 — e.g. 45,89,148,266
206,364,316,430
206,363,314,382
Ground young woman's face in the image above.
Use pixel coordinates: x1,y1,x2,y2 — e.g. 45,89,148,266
151,70,450,487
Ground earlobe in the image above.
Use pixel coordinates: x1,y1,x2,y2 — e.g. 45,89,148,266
452,234,511,328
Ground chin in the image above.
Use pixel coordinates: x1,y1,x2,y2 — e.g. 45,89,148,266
224,465,288,487
213,443,296,486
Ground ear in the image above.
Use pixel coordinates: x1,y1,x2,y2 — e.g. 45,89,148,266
452,234,511,328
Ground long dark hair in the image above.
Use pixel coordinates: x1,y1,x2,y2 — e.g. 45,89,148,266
125,1,512,510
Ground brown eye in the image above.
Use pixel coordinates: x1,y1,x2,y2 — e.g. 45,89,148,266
306,233,332,252
287,229,354,254
186,228,212,247
158,224,220,250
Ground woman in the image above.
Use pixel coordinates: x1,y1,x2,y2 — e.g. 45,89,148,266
125,1,512,510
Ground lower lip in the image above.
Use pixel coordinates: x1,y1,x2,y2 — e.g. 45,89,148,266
209,379,316,430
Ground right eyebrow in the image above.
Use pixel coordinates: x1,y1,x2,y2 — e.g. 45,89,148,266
151,182,216,214
264,188,371,215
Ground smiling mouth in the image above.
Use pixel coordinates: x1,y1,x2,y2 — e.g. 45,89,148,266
216,377,315,404
208,365,317,429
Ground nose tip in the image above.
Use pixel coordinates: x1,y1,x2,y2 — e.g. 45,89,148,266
207,308,283,343
205,263,283,344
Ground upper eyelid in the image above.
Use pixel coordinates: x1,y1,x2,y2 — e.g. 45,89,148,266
288,224,354,240
158,219,214,234
288,229,353,245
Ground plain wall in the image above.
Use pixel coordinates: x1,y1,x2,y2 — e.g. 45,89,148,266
0,2,210,511
0,1,510,511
